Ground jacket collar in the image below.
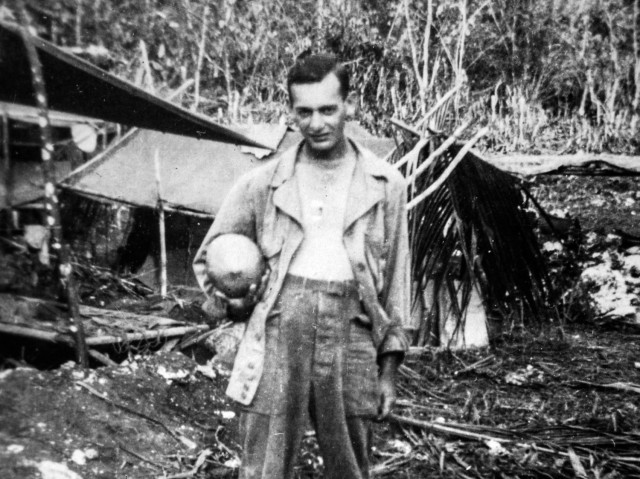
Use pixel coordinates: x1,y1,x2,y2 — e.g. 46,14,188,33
270,138,388,230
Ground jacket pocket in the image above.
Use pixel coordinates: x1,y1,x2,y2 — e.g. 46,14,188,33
344,318,379,416
365,232,389,294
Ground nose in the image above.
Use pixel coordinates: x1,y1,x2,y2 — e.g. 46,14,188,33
309,111,323,131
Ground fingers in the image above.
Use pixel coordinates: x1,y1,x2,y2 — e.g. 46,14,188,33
213,289,229,303
213,270,270,322
248,269,270,302
213,289,245,311
376,382,397,421
377,394,393,421
256,270,270,297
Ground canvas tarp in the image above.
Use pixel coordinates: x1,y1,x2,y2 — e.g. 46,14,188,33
0,21,263,148
62,123,397,217
2,161,74,209
486,153,640,176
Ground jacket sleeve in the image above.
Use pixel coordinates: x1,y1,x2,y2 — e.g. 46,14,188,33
192,175,257,299
378,175,411,356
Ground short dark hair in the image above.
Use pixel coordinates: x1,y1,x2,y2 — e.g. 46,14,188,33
287,53,349,101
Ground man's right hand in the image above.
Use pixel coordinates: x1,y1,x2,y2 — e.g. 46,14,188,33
214,269,270,321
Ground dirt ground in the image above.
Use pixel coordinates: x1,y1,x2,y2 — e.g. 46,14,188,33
1,174,640,479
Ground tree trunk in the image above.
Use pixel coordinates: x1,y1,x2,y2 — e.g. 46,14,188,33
633,0,640,126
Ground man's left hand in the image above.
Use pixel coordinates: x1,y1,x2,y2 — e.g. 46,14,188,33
377,376,397,420
377,352,402,421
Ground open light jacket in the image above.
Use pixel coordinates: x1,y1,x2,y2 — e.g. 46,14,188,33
193,139,411,406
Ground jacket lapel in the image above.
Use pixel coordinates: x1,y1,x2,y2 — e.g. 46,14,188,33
343,143,387,232
270,139,387,232
271,143,303,226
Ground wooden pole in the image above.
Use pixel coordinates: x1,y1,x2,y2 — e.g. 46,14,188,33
85,325,209,346
633,0,640,127
14,0,89,367
154,149,167,298
1,109,13,232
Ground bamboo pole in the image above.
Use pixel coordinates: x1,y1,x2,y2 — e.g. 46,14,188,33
85,325,209,346
633,0,640,126
0,320,208,346
154,149,167,298
14,0,89,367
389,413,513,444
0,323,74,345
1,109,13,232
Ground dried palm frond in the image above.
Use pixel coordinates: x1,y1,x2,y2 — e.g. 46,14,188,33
404,140,551,346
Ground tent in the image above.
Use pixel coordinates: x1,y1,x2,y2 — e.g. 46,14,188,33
60,122,396,286
62,122,397,217
0,20,263,148
1,20,269,213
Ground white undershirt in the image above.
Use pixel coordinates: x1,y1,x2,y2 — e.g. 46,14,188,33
288,153,356,280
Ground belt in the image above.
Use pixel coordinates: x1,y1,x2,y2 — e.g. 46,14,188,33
284,274,358,297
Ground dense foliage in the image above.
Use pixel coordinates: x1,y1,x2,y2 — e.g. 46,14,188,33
2,0,640,153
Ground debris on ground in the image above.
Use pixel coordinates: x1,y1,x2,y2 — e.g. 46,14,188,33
1,175,640,478
0,352,241,479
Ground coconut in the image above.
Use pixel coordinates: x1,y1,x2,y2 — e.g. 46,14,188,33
205,234,266,298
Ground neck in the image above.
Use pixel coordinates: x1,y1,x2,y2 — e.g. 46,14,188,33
300,137,352,168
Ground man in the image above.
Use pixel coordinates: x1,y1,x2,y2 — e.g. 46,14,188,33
193,54,410,479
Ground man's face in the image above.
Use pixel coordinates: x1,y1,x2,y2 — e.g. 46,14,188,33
289,73,348,155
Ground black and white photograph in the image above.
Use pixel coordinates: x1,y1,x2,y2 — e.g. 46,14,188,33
1,1,640,478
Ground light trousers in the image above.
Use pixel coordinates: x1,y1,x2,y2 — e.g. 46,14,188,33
238,275,379,479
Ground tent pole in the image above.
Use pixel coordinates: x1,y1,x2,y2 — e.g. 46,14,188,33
15,1,89,367
154,149,167,298
1,109,14,233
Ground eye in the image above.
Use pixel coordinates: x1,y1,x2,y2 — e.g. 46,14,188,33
296,108,312,118
320,106,337,115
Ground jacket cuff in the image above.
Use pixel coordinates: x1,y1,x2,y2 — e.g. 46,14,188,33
378,326,410,357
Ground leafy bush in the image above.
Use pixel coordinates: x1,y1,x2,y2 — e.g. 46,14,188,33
3,0,639,152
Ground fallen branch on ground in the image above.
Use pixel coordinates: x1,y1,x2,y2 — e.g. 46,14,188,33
388,414,514,443
453,355,495,376
77,381,185,444
116,439,167,470
572,380,640,395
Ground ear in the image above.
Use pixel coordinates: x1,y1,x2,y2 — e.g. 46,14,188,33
345,92,357,119
287,102,298,128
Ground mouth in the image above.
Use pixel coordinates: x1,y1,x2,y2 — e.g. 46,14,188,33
309,134,330,142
